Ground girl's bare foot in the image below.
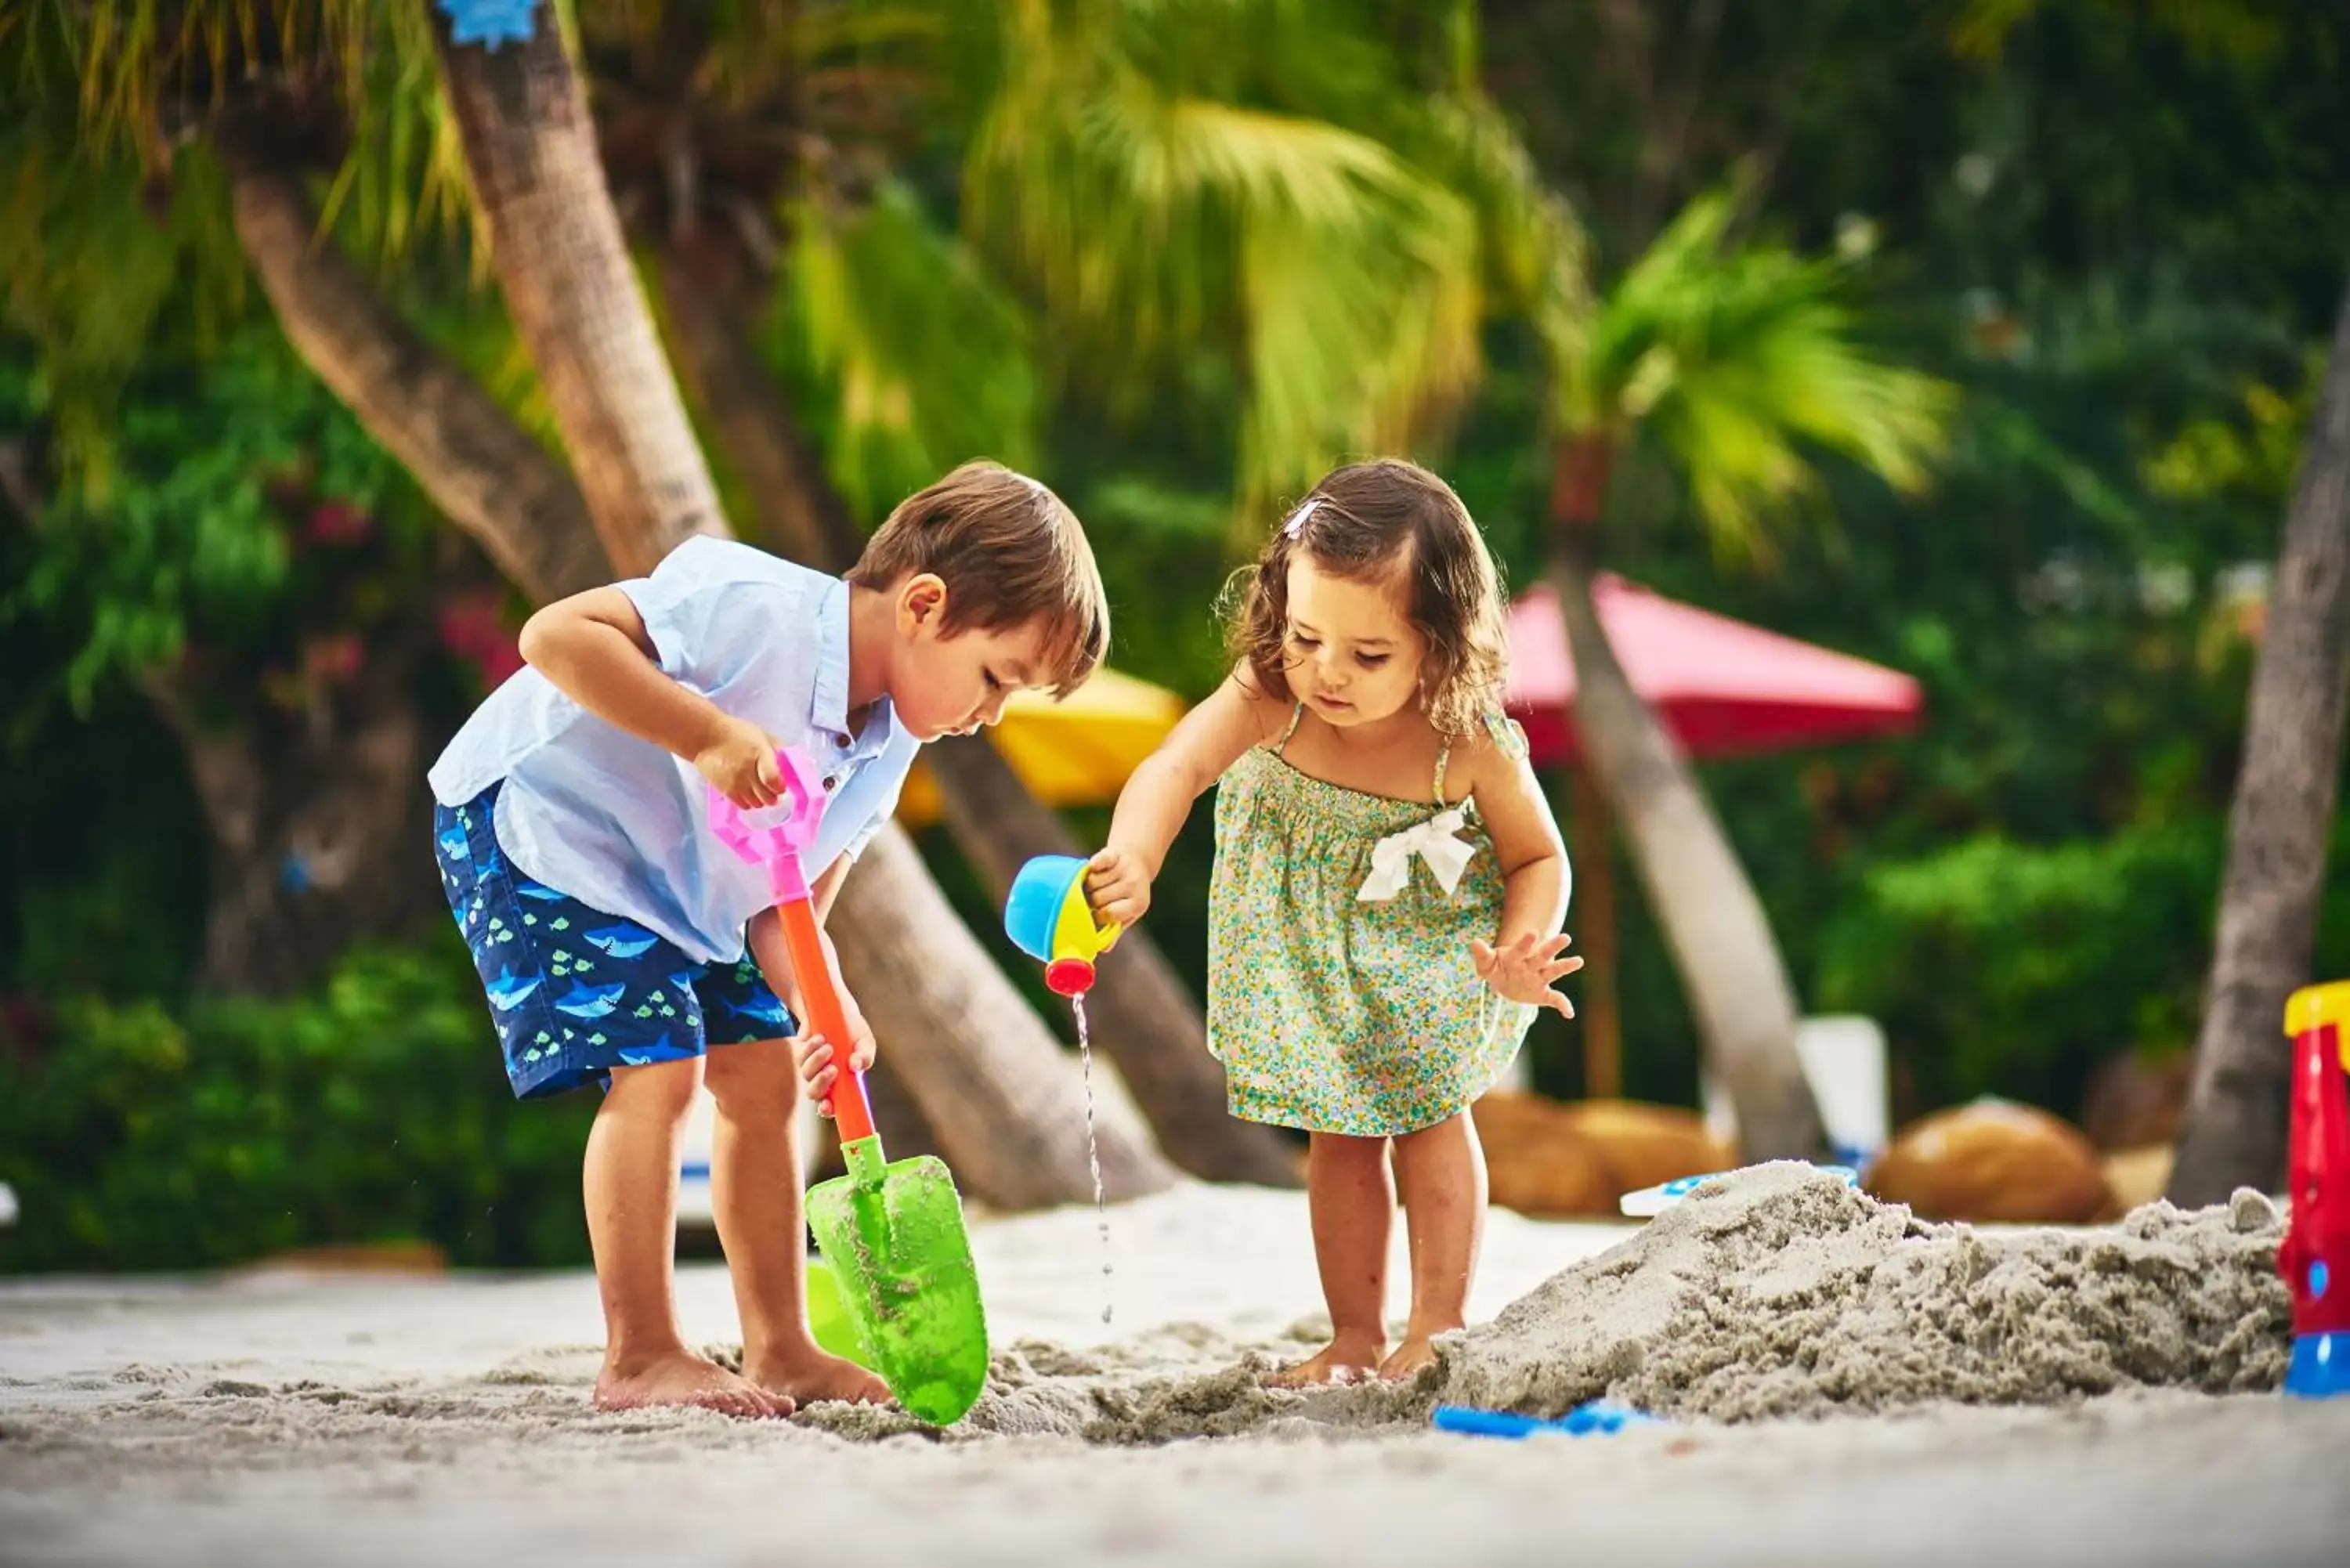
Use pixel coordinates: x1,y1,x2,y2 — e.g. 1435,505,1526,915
1376,1335,1443,1382
1263,1331,1386,1388
747,1346,891,1407
595,1349,790,1418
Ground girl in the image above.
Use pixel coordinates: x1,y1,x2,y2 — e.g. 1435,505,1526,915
1087,459,1577,1385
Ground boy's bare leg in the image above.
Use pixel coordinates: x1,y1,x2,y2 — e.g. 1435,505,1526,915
1379,1111,1484,1380
1267,1131,1393,1386
585,1057,783,1417
703,1039,889,1407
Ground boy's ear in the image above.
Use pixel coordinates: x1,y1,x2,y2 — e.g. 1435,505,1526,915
896,573,949,634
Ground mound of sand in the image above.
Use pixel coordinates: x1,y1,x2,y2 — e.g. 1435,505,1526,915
786,1163,2290,1445
1437,1162,2290,1423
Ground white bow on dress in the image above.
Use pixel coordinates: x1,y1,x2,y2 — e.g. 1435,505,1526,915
1358,807,1477,902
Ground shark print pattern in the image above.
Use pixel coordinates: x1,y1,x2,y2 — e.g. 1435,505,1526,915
434,782,797,1100
583,923,663,959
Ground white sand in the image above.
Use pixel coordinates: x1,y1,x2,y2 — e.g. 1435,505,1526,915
4,1176,2348,1566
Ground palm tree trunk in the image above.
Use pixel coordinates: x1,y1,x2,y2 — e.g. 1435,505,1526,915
657,237,1296,1187
222,147,608,604
428,5,725,577
1548,435,1824,1161
157,630,439,996
2167,277,2350,1206
1565,761,1623,1097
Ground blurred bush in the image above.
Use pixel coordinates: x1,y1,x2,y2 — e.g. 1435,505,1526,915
0,941,595,1273
1817,811,2350,1120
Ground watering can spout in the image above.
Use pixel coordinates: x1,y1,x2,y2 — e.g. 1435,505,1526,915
1005,855,1121,998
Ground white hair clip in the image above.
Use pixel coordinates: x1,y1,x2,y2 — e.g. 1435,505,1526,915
1284,499,1319,540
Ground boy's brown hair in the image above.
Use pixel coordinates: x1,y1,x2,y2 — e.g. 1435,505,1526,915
1228,458,1509,739
848,461,1108,697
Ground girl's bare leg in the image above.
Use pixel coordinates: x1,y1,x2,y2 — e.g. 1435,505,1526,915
1380,1111,1485,1380
1267,1131,1394,1386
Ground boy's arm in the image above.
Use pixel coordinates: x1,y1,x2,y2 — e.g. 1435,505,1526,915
747,887,877,1117
813,856,853,924
1087,670,1285,925
747,859,858,1025
517,586,784,807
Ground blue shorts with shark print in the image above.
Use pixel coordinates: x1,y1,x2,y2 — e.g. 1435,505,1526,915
433,782,797,1100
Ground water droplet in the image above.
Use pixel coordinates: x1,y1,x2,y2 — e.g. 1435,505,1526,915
1072,995,1112,1326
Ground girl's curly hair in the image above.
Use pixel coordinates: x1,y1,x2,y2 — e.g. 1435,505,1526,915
1226,459,1510,739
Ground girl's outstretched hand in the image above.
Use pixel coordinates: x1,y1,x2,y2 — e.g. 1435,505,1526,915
1086,846,1153,927
1470,931,1582,1018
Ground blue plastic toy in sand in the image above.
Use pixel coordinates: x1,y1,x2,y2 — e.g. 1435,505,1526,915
1433,1401,1658,1439
1004,854,1122,998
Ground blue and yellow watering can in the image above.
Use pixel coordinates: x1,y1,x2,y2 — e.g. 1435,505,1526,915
1003,854,1123,997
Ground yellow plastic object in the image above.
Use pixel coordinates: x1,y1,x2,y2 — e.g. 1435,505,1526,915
1053,876,1121,967
894,667,1187,826
2287,981,2350,1068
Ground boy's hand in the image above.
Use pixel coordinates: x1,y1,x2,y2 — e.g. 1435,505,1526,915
696,716,787,808
1085,846,1152,927
794,1000,878,1117
1470,931,1582,1019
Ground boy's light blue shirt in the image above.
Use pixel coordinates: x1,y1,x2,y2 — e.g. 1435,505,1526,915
427,537,917,966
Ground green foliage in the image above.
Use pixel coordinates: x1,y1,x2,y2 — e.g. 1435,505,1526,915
0,126,248,490
2,327,425,710
1817,807,2350,1118
1815,826,2221,1114
0,941,597,1273
775,179,1041,522
1546,183,1958,562
0,667,208,1000
965,0,1506,524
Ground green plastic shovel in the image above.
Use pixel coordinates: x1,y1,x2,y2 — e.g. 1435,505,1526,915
707,746,991,1425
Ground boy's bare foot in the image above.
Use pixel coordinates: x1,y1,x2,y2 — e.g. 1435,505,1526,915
1263,1332,1386,1388
1376,1336,1443,1382
594,1350,789,1419
747,1346,891,1408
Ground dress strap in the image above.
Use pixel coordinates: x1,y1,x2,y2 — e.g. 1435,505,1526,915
1435,710,1525,805
1482,706,1530,761
1274,701,1307,755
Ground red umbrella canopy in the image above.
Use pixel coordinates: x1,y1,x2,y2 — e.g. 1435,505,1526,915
1504,576,1924,767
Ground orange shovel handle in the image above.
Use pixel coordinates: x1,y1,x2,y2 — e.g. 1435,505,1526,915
779,892,877,1147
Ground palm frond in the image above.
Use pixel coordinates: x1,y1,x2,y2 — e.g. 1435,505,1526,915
1557,186,1957,561
0,110,248,493
967,2,1490,528
6,0,484,270
776,175,1039,521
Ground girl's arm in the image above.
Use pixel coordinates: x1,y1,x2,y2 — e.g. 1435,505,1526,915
1462,728,1581,1017
1086,670,1286,925
517,587,783,807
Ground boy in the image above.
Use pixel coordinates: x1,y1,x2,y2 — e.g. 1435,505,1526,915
428,461,1108,1418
